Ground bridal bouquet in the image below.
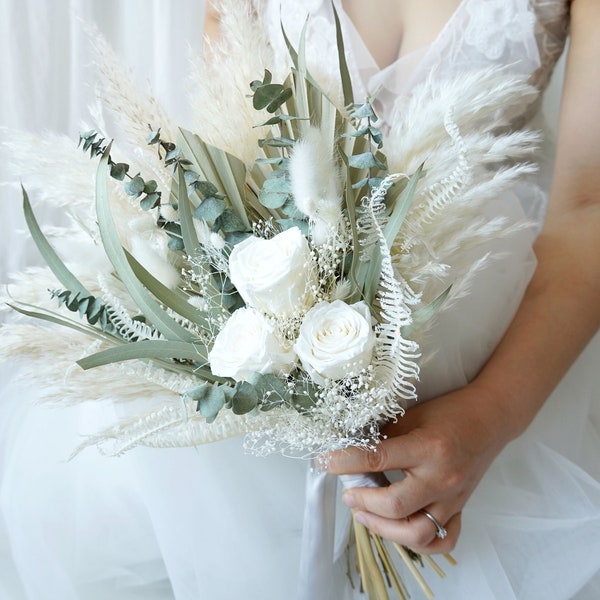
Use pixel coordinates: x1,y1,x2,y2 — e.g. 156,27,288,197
1,3,539,599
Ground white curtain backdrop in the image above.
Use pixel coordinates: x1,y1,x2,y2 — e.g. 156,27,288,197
0,2,204,596
0,0,206,286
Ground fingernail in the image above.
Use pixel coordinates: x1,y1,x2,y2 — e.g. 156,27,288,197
342,492,356,508
354,511,367,526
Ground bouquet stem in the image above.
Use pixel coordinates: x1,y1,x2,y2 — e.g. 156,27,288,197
350,511,455,600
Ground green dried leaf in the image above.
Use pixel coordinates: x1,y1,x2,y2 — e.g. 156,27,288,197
187,383,227,423
110,162,129,181
77,339,208,370
215,209,246,233
401,286,452,338
22,186,90,298
348,152,386,170
232,381,259,415
194,196,226,222
124,175,145,197
140,192,161,211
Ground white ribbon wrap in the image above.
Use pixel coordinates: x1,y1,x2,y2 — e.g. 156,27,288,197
296,463,338,600
296,466,390,600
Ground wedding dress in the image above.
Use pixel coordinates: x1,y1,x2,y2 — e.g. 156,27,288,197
1,1,600,599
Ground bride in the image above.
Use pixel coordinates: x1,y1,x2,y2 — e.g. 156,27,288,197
1,0,599,599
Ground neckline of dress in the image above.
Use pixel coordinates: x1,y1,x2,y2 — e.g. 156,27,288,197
334,0,469,77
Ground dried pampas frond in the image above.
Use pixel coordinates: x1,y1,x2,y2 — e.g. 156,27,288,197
187,0,277,164
87,25,177,147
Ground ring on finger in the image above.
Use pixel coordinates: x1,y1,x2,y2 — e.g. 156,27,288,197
418,509,447,539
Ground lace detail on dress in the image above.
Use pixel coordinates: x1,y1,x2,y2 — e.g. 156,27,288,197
463,1,536,61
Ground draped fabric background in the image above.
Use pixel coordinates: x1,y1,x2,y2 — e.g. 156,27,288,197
0,2,204,596
0,0,206,288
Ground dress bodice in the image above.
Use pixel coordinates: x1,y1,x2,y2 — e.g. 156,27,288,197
261,0,570,126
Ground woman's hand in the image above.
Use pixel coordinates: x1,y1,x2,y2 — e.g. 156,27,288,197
325,381,515,554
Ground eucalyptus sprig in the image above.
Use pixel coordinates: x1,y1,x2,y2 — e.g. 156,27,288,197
79,129,162,211
345,101,388,189
50,288,116,334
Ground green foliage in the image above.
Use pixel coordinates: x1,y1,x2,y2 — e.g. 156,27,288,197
51,289,116,334
189,372,293,422
344,101,387,193
250,70,293,113
258,169,292,209
80,130,162,213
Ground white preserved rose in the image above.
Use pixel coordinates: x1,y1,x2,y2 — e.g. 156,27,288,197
208,307,297,381
228,227,317,317
294,300,376,384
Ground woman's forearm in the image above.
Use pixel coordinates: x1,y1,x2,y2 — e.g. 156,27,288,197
472,0,600,443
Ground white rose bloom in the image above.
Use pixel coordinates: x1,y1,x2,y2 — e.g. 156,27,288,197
295,300,376,384
228,227,317,317
209,307,297,381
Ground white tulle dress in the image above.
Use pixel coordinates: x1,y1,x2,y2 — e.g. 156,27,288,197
1,1,600,599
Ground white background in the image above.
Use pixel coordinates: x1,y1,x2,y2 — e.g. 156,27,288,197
0,0,206,285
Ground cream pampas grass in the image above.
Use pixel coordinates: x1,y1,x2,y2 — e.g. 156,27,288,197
187,0,277,165
382,67,541,308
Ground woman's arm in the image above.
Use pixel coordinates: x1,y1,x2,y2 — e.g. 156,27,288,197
325,0,600,554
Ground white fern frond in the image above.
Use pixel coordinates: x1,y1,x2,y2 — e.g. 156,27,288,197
72,401,257,457
104,299,163,342
359,177,421,409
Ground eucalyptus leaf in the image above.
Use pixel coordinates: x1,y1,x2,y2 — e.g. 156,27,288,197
232,382,259,415
247,372,290,409
351,103,376,120
277,218,308,235
348,152,386,171
252,83,286,110
258,137,295,148
194,196,226,222
175,167,224,321
124,175,145,197
187,383,228,423
146,129,161,145
110,162,129,181
167,236,185,251
140,192,161,211
215,209,246,233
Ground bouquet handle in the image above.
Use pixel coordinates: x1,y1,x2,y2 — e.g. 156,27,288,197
340,473,454,600
296,462,339,600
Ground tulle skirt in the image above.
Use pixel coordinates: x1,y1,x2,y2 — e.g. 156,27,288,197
1,333,600,600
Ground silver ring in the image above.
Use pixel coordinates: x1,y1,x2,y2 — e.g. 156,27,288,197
419,509,447,539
